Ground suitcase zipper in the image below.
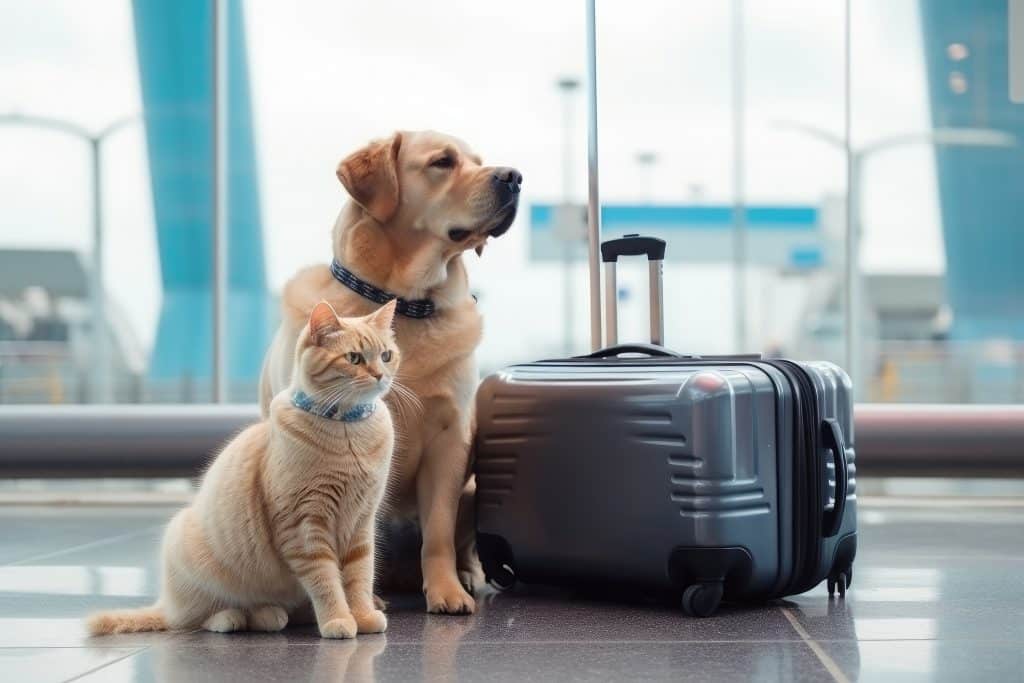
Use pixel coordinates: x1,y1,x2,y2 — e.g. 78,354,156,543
765,360,825,595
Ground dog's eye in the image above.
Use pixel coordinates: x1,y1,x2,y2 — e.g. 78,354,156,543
381,350,393,363
430,155,455,169
347,352,364,365
447,228,472,241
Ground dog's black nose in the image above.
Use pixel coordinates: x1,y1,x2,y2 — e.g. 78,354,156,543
492,167,523,194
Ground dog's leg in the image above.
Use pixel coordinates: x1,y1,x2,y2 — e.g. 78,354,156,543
417,426,476,615
455,476,484,593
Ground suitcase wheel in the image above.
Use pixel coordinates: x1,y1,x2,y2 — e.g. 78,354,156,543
827,569,850,599
486,563,516,592
681,582,723,618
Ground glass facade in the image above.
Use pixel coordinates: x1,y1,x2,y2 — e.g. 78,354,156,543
0,0,1021,404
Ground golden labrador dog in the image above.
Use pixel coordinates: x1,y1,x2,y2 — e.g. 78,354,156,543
259,130,521,614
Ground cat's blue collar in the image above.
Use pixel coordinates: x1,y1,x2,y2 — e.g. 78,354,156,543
291,390,376,422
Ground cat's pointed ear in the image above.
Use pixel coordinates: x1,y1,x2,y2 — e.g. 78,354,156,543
309,301,342,344
366,299,397,334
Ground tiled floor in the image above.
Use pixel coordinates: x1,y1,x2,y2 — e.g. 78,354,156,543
1,496,1022,682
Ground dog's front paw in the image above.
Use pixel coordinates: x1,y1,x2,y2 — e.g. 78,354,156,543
458,555,486,595
354,608,387,634
319,615,358,639
425,579,476,615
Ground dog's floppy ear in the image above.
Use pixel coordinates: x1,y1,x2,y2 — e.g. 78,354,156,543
336,133,403,224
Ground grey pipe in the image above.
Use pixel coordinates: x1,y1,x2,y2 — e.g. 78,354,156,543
854,404,1024,477
0,404,1022,479
0,405,258,477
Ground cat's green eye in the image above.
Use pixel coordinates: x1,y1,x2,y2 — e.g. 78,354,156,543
381,350,393,363
347,352,364,365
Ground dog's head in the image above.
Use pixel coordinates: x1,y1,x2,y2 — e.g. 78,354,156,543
336,131,521,257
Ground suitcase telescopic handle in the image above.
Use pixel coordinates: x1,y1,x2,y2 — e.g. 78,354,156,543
600,235,667,262
601,234,667,347
821,418,849,538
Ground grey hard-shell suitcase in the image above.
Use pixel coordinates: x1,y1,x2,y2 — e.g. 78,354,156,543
474,234,857,616
474,10,855,614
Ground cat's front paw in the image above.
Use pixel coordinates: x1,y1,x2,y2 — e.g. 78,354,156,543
425,579,476,615
203,608,248,633
354,608,387,634
319,615,357,639
248,605,288,632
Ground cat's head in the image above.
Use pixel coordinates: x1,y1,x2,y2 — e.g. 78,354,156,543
295,299,400,406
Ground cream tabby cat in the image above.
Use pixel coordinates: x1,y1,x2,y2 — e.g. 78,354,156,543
88,300,400,639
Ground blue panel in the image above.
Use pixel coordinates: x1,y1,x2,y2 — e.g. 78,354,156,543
789,246,824,269
920,0,1024,340
132,0,270,385
531,204,818,231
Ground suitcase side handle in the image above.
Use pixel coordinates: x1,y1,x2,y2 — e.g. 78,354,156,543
578,343,685,359
821,417,849,538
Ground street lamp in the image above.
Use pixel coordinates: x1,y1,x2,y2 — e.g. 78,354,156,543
557,76,581,355
774,120,1016,394
634,151,658,203
0,111,139,403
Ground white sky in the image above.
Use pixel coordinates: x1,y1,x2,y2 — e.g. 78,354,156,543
0,0,946,361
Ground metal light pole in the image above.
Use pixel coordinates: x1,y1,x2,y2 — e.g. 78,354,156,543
635,151,658,203
0,112,138,403
557,76,581,356
774,121,1016,393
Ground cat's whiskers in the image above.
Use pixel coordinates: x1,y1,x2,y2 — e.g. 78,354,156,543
307,381,350,401
386,380,422,424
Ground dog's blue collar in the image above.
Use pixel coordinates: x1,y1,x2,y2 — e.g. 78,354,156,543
330,260,436,319
291,390,376,422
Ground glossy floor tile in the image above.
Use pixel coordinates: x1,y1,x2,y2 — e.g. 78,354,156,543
0,495,1022,681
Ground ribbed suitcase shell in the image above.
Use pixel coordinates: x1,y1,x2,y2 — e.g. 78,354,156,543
475,356,857,611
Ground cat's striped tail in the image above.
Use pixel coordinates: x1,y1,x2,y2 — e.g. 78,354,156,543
86,606,167,635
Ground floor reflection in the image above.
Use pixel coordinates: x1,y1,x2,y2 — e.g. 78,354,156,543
0,496,1022,681
0,566,150,597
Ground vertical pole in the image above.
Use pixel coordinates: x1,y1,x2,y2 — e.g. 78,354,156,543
585,0,603,351
90,137,110,403
848,155,861,396
843,0,856,394
212,0,228,403
731,0,747,353
559,79,579,356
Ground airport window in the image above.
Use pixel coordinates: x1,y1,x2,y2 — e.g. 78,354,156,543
3,2,1019,408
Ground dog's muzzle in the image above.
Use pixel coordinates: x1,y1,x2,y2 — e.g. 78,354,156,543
488,167,522,238
492,167,523,198
488,205,517,238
